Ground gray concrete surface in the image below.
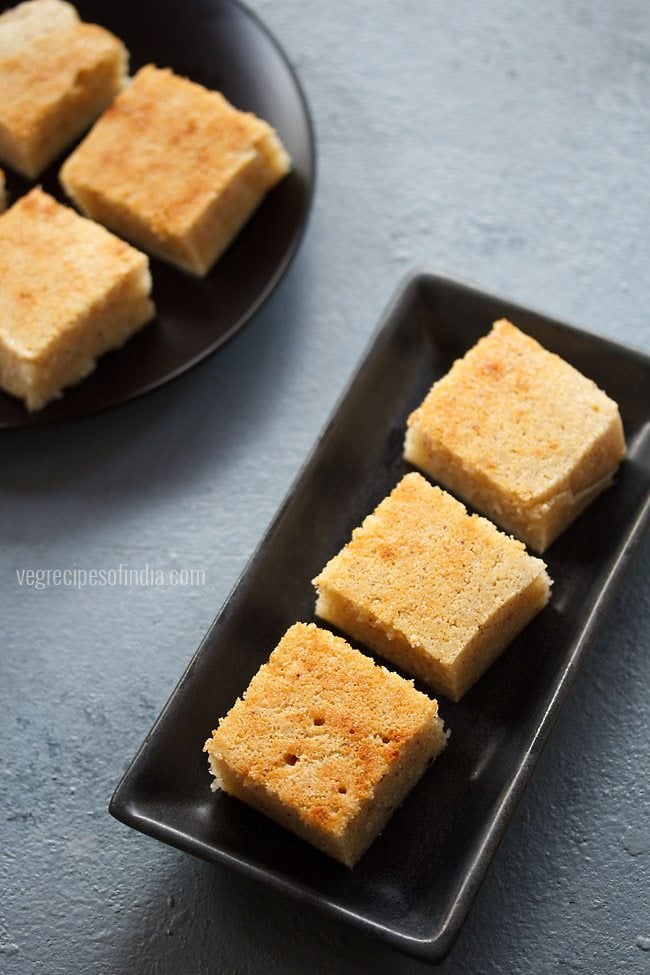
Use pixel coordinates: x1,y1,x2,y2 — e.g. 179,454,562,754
2,0,649,972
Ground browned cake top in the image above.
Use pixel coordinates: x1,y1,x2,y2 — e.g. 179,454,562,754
205,622,439,836
0,1,126,137
61,65,278,236
0,188,148,357
407,319,622,502
315,473,548,662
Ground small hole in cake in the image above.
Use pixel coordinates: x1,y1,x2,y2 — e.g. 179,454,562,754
381,735,391,744
338,786,347,794
284,753,298,766
313,717,325,726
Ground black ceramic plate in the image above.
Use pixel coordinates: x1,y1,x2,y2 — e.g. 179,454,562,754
0,0,315,428
110,273,650,963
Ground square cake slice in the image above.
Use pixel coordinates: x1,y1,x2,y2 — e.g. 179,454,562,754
0,0,127,178
404,319,626,552
204,622,447,867
60,64,291,276
0,187,155,411
314,473,551,702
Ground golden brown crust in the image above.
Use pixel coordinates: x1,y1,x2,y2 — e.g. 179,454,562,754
405,320,626,550
204,622,447,866
314,473,551,700
0,1,127,178
0,187,154,410
61,65,291,275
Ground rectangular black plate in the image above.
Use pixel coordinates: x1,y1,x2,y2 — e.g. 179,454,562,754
110,273,650,963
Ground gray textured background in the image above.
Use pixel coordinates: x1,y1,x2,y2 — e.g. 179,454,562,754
2,0,650,972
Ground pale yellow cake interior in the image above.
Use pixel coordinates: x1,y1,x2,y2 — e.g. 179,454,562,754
314,473,551,701
404,319,625,551
0,0,127,179
0,188,154,410
61,64,291,276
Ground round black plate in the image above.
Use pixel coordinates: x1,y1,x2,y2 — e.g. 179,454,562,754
0,0,315,428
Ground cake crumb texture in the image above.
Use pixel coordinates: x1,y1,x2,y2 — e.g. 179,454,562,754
0,0,127,178
204,622,447,867
0,187,155,410
314,472,551,700
61,64,291,276
404,319,625,550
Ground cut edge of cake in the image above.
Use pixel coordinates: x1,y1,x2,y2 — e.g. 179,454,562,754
313,473,552,701
0,0,128,179
60,64,291,276
0,187,155,411
315,568,550,702
404,319,626,551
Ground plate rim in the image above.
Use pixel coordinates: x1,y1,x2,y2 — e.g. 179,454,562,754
110,270,650,963
0,0,317,430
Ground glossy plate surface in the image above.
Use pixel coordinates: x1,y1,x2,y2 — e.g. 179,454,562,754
0,0,315,428
111,273,650,963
